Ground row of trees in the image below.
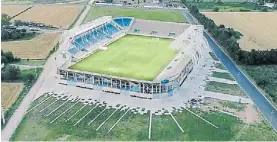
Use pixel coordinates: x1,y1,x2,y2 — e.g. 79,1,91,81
1,50,20,64
1,65,35,83
189,5,277,65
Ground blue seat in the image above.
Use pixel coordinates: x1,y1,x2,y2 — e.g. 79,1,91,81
113,18,132,28
68,47,78,55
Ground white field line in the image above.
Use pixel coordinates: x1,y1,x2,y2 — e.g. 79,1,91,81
65,104,87,122
25,95,52,114
96,108,119,131
39,99,58,113
149,111,153,139
88,107,107,125
46,100,70,116
170,113,184,133
183,103,218,129
204,105,239,118
73,104,98,126
50,101,79,123
107,108,130,133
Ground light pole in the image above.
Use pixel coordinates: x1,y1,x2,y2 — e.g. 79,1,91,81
1,106,5,124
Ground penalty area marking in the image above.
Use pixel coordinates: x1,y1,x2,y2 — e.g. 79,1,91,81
39,99,58,113
65,104,88,122
96,107,120,131
107,108,130,133
46,99,70,116
170,113,184,133
50,101,79,123
183,103,219,129
73,104,98,126
25,95,52,114
88,107,107,125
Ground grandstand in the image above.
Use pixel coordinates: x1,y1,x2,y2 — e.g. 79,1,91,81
57,16,205,99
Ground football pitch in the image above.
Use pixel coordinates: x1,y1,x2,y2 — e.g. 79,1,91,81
70,35,176,81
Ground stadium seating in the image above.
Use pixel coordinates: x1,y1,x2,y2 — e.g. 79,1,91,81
68,22,121,56
113,18,132,28
68,47,79,55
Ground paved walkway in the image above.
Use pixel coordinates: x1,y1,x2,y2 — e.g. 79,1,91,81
1,1,94,140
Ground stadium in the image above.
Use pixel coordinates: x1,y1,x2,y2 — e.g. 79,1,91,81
57,16,205,99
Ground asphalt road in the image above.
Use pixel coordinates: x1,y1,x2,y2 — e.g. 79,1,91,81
182,10,277,132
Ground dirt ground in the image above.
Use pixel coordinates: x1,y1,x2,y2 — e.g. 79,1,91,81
201,98,261,124
14,5,84,29
203,12,277,51
1,5,31,17
1,83,24,112
1,32,61,59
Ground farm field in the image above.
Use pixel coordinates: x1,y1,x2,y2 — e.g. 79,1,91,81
1,5,31,17
204,12,277,51
1,32,61,59
70,35,176,81
13,5,84,29
1,83,24,112
84,7,186,23
11,94,277,141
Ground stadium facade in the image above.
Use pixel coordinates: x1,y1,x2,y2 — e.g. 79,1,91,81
57,16,205,99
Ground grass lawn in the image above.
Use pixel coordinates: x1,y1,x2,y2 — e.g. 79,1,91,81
219,101,246,112
209,52,219,61
212,71,235,81
70,35,176,81
83,7,186,24
205,81,246,97
11,94,277,141
13,59,46,66
215,63,226,70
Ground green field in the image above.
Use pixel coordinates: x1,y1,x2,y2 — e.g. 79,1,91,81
83,7,186,24
212,71,235,81
11,94,277,141
70,35,176,81
205,81,246,97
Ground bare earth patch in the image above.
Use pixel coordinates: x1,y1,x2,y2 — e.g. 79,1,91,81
1,82,24,112
202,98,261,124
203,12,277,51
1,32,61,59
14,5,84,29
1,5,31,17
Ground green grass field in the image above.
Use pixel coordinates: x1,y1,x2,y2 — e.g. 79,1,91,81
11,94,277,141
83,7,186,24
205,81,246,97
212,71,235,81
70,35,176,81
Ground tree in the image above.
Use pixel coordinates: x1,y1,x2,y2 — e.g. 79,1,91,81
1,56,8,64
11,31,21,40
14,20,23,27
4,51,15,62
216,0,223,5
213,7,220,12
1,14,11,27
22,73,35,83
1,65,20,81
261,7,268,12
